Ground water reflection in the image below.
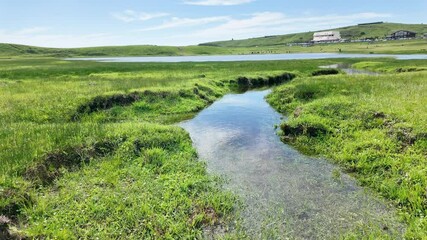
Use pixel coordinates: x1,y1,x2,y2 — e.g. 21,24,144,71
319,63,380,75
180,90,403,239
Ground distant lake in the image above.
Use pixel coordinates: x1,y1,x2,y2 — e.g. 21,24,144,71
65,53,427,63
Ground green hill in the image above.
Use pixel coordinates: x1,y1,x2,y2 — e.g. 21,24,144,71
1,22,426,57
199,22,427,47
0,43,233,57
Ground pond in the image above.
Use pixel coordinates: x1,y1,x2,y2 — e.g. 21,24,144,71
65,53,427,63
180,90,403,239
319,63,380,75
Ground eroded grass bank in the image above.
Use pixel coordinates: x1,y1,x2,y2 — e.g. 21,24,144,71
267,61,427,239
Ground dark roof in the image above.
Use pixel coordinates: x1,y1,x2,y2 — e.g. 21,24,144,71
391,30,417,34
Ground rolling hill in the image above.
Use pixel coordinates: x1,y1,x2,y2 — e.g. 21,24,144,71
0,43,234,57
199,22,427,47
0,22,426,57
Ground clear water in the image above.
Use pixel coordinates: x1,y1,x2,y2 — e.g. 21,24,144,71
65,53,427,63
180,90,403,239
319,63,380,75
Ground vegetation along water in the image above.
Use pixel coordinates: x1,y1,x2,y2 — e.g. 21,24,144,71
0,55,426,238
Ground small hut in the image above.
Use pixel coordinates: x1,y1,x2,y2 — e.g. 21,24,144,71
388,30,416,40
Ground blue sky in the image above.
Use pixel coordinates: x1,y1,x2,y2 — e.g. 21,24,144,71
0,0,425,47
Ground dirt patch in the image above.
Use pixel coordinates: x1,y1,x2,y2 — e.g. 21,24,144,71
0,215,22,240
281,122,330,140
0,215,12,240
72,90,172,120
312,69,340,76
24,139,122,186
235,72,296,90
293,107,304,118
189,206,220,228
387,127,423,149
0,188,32,239
395,67,427,73
0,188,32,222
193,85,214,103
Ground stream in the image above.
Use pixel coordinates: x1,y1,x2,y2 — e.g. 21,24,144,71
180,90,403,239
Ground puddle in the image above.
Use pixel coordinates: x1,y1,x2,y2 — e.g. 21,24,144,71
319,63,380,75
180,90,403,239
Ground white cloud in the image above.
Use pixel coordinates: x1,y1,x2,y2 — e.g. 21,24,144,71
112,10,169,23
16,27,49,35
0,12,392,48
137,16,231,31
183,0,254,6
186,12,392,43
134,11,391,43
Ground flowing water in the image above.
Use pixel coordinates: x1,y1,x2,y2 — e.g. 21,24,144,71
180,90,403,239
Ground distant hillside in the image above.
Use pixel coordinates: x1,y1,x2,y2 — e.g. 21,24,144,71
0,44,233,57
200,22,427,47
1,22,426,57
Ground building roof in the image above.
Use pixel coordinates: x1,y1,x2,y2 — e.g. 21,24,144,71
313,31,340,37
391,30,417,34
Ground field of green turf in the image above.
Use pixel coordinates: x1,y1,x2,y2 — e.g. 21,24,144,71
267,58,427,239
0,56,426,238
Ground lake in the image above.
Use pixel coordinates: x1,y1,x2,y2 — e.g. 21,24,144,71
65,53,427,63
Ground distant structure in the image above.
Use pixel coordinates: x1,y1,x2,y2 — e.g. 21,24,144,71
388,30,417,40
423,33,427,39
312,31,341,43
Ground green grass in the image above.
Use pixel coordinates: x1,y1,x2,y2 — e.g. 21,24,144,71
267,59,427,239
0,44,235,58
22,123,236,239
1,56,427,238
0,57,324,238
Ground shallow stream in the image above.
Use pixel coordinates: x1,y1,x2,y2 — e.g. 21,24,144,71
180,90,403,239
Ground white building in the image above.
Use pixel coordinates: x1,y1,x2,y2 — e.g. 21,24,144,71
313,31,341,43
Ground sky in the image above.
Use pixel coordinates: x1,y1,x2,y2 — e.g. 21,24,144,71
0,0,426,48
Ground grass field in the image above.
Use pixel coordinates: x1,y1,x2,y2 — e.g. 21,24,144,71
0,57,327,238
267,59,427,239
1,56,426,238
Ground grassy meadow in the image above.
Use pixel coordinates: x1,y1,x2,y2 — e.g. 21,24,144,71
0,55,426,238
267,59,427,239
0,57,325,238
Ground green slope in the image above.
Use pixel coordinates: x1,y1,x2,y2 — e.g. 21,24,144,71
1,22,426,57
0,44,234,57
200,22,427,47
